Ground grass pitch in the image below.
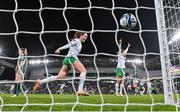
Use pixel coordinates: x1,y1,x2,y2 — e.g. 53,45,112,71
0,94,178,111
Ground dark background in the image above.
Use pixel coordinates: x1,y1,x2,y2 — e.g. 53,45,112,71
0,0,159,80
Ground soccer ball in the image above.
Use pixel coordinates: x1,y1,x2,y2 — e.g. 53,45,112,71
120,13,137,30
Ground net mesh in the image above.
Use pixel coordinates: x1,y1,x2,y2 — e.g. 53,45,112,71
163,0,180,108
0,0,179,111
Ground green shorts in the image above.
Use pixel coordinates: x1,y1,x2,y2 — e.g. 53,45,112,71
116,68,125,77
138,82,144,90
63,57,78,67
138,85,143,90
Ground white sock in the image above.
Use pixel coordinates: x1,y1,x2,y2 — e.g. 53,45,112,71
40,76,57,84
115,83,119,94
78,72,86,91
119,84,123,94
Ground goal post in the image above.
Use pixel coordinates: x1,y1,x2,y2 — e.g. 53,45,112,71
154,0,174,104
1,0,180,111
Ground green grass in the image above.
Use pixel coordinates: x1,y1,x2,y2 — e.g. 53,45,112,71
0,94,178,111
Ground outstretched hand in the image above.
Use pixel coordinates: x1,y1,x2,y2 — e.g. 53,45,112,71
128,42,131,47
119,38,122,43
55,49,60,54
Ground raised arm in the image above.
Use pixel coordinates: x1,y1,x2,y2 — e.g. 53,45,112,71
118,38,122,55
122,42,131,56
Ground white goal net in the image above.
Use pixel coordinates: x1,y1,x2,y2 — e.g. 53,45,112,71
163,0,180,106
0,0,180,111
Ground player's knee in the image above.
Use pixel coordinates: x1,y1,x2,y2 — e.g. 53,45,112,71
115,83,119,86
57,71,67,79
80,65,87,73
81,68,87,74
116,79,120,84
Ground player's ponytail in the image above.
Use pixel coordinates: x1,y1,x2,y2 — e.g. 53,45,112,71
74,32,86,38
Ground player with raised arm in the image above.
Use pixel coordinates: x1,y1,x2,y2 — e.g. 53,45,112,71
33,32,89,96
115,39,131,96
11,48,29,97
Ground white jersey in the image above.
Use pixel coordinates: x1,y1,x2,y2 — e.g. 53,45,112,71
116,55,126,68
66,38,82,59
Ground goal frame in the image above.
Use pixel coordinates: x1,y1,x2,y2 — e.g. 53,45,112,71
154,0,174,104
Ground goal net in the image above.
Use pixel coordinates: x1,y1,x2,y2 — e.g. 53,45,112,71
0,0,180,111
163,0,180,105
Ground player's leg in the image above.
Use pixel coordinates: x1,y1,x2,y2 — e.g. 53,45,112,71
10,84,15,94
138,83,144,95
12,73,22,97
127,80,132,95
15,83,21,96
133,81,138,95
33,65,69,92
119,68,125,96
140,86,146,95
17,73,29,95
115,77,121,96
21,67,29,94
20,82,29,94
115,68,124,96
119,77,124,96
73,61,89,96
33,57,73,92
60,89,63,94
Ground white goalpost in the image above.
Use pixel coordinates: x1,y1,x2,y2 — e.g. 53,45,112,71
0,0,180,111
161,0,180,106
154,0,174,104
